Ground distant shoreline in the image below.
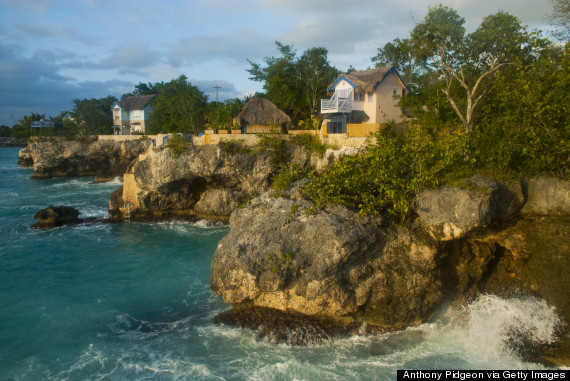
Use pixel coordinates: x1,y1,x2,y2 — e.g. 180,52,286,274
0,137,26,148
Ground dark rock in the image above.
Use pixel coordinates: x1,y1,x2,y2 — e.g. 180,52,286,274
33,205,81,228
213,306,384,345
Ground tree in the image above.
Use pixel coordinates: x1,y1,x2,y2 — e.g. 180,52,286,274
71,96,116,135
550,0,570,41
149,75,208,134
372,38,423,91
0,125,11,137
247,42,338,124
410,6,536,134
298,47,339,118
10,113,46,139
205,98,243,132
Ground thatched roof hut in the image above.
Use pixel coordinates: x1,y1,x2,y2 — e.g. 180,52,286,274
327,66,394,94
236,98,291,126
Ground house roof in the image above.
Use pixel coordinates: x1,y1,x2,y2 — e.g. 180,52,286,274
327,66,409,93
115,95,156,111
236,97,291,125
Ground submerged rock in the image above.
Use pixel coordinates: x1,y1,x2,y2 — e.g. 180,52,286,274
33,205,81,228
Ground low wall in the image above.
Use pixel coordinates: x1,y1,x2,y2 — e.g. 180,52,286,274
321,133,374,148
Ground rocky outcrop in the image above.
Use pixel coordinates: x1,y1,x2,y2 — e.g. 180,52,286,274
18,147,33,167
108,144,278,222
211,176,570,364
33,205,81,228
108,141,362,222
25,138,150,180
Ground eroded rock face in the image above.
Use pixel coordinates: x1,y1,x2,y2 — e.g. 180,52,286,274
211,176,570,364
27,138,150,179
211,181,442,329
415,176,524,240
109,145,278,222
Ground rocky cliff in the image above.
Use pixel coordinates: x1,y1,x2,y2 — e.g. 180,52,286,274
22,138,150,181
107,141,361,222
211,176,570,365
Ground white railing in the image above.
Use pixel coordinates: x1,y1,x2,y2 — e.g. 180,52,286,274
321,89,353,113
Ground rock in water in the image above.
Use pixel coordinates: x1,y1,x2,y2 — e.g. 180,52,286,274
33,206,81,228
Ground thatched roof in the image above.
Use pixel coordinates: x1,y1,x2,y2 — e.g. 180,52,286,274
117,95,155,110
236,98,291,125
328,66,398,94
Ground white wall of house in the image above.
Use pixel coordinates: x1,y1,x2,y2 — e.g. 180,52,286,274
374,72,406,123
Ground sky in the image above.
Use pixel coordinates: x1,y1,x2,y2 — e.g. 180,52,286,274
0,0,556,127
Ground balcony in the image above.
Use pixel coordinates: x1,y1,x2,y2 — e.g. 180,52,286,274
321,88,353,114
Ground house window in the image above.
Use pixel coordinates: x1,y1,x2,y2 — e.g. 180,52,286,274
368,92,373,103
354,92,363,102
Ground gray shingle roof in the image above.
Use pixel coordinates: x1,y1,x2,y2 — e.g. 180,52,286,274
119,95,155,111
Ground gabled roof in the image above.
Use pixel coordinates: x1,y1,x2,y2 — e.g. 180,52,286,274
236,97,291,125
115,95,156,111
327,66,410,93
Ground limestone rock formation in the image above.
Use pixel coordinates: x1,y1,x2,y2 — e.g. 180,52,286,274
108,144,278,222
211,176,570,364
26,138,150,179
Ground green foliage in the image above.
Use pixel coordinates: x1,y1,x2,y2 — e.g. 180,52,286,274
10,113,46,139
221,140,251,155
247,42,339,124
303,125,468,222
255,135,288,165
71,96,116,135
272,163,313,192
166,134,188,158
290,133,328,157
205,98,243,132
0,125,11,137
472,44,570,179
149,75,208,134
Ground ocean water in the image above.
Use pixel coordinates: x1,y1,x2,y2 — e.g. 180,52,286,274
0,147,563,380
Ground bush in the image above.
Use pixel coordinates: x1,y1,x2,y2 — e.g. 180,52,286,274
302,125,468,222
167,134,187,157
290,133,328,157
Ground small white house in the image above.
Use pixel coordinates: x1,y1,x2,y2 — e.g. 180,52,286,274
321,66,409,134
112,95,155,135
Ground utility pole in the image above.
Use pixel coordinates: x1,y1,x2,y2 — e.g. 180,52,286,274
213,84,221,103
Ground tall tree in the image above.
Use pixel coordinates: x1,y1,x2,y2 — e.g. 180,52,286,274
247,42,338,124
298,47,339,118
149,75,208,134
10,113,46,138
372,38,423,91
410,6,535,133
71,96,116,135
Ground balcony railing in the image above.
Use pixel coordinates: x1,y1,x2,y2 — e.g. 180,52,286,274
321,88,353,113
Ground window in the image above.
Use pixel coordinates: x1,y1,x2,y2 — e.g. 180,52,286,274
393,88,398,96
354,92,363,102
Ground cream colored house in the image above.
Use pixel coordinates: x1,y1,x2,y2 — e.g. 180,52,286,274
112,95,155,135
321,66,409,134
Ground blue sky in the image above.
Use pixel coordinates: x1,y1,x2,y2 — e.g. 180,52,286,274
0,0,555,126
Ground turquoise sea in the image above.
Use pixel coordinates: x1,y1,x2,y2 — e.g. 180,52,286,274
0,147,563,380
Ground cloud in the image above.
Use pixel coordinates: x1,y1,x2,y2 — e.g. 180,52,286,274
167,30,274,67
12,20,102,45
0,42,134,125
